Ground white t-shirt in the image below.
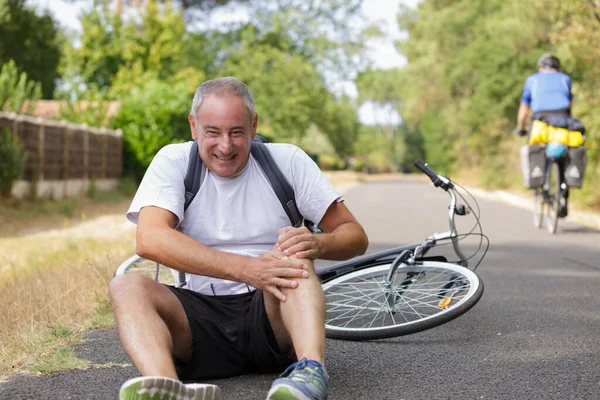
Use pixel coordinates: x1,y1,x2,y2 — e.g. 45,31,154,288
126,141,342,295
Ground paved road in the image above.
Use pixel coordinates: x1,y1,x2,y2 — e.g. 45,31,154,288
2,177,600,399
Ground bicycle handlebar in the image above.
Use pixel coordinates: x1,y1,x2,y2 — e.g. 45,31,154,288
413,160,467,266
414,160,453,190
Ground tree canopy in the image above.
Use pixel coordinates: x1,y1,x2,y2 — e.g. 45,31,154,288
54,0,371,177
359,0,600,194
0,0,62,98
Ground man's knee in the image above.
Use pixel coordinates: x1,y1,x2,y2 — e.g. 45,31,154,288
109,274,158,308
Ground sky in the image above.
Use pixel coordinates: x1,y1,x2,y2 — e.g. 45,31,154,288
28,0,417,125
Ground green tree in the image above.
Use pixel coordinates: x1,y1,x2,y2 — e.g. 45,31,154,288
356,68,405,167
61,0,193,97
315,95,359,157
0,59,41,113
542,0,600,189
221,33,330,141
0,0,62,98
247,0,374,82
63,0,375,172
390,0,552,173
110,78,192,181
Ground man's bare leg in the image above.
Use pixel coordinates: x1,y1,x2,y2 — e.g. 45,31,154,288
264,257,325,364
109,274,193,378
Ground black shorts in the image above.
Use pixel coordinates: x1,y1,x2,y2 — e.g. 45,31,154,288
165,286,296,382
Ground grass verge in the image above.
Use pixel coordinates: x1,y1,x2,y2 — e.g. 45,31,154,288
0,181,135,238
0,235,132,379
0,184,135,380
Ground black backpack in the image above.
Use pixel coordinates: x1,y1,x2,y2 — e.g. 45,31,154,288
177,136,310,287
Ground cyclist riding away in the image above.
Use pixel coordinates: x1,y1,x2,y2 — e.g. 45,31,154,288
514,53,573,217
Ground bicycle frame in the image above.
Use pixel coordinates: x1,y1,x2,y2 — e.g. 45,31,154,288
317,176,469,283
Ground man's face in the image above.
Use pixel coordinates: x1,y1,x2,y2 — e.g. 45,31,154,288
188,94,257,178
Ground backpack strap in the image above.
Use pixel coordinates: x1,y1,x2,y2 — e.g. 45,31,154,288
178,140,206,288
184,140,205,212
250,141,303,228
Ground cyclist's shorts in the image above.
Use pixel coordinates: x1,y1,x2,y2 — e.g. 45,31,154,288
166,286,296,382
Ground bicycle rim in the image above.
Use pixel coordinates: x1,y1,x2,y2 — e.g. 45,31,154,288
114,255,175,285
323,261,483,341
545,161,560,234
532,188,544,229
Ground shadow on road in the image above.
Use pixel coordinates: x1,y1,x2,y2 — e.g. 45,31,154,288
558,225,600,234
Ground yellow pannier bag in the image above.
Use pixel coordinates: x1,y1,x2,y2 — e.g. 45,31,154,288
529,119,585,147
529,120,548,145
567,130,585,147
548,126,569,145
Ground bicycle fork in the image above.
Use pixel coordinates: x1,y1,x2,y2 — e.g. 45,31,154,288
381,246,466,311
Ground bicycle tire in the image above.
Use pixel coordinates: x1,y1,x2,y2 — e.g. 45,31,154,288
323,260,483,341
114,255,175,285
545,161,560,234
532,188,544,229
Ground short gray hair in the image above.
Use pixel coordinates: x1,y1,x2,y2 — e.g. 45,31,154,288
537,54,560,70
190,77,256,121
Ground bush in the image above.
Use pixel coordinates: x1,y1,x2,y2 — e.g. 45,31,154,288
345,156,365,172
0,60,41,114
0,129,27,197
317,153,345,171
365,151,393,174
110,79,191,182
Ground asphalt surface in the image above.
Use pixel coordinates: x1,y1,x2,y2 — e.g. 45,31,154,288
2,177,600,399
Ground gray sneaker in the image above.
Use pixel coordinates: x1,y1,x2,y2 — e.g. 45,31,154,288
119,376,221,400
266,358,329,400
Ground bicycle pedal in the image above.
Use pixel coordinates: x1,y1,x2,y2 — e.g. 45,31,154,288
438,297,452,308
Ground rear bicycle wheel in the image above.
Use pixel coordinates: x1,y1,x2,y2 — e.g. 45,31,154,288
545,161,561,234
323,261,484,341
114,255,175,285
532,188,544,228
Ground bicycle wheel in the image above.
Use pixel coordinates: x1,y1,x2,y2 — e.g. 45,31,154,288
532,188,544,228
114,255,175,285
545,161,561,234
323,261,483,341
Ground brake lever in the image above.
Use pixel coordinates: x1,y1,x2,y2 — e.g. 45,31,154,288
453,204,470,216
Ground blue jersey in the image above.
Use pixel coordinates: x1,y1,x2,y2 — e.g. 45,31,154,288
521,71,572,113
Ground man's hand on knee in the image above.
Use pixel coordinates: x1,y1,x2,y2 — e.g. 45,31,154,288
276,225,322,260
242,250,309,302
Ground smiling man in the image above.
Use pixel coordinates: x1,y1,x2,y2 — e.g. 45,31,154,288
110,77,369,400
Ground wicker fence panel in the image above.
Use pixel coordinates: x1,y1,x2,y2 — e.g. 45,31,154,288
0,112,122,184
89,132,106,179
15,120,40,180
44,124,64,180
67,127,85,179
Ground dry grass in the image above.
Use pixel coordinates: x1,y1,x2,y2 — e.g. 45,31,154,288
0,191,136,379
0,192,133,238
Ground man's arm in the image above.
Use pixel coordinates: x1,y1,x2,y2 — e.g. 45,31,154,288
136,206,308,301
516,102,530,131
276,200,369,261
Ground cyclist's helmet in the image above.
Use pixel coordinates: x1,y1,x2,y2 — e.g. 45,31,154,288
537,54,560,70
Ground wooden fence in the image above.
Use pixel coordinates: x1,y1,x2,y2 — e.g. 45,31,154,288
0,112,123,199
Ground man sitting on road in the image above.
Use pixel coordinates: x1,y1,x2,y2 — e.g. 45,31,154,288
110,77,369,400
